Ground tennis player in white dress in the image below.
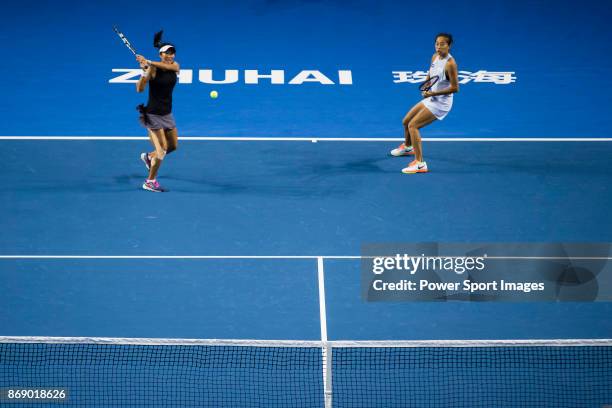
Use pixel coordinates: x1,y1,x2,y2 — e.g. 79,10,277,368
390,33,459,174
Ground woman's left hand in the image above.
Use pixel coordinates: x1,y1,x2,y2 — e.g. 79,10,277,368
422,91,434,98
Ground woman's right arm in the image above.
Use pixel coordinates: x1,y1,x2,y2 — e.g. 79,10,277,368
136,69,150,93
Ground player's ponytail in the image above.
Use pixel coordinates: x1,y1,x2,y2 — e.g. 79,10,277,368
153,30,176,54
153,30,164,49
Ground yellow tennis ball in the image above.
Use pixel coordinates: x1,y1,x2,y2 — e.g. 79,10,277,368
210,90,218,99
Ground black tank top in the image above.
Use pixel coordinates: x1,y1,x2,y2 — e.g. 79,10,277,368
146,68,177,115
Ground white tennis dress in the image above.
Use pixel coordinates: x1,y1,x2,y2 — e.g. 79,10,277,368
422,53,454,120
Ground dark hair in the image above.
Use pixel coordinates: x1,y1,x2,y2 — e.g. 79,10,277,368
153,30,176,54
435,33,453,46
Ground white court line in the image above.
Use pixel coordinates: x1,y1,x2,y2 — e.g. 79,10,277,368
317,257,329,342
317,257,333,408
0,136,611,142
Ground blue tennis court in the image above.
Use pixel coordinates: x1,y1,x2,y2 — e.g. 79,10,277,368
1,0,612,406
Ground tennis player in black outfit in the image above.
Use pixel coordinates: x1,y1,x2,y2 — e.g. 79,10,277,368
135,31,179,192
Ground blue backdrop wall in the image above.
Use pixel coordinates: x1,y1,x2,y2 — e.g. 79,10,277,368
2,0,611,137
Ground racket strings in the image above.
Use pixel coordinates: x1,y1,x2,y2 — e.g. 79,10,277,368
420,75,439,92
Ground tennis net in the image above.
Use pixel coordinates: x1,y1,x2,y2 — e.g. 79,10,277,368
1,337,611,407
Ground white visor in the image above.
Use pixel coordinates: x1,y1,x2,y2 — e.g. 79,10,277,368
159,45,175,54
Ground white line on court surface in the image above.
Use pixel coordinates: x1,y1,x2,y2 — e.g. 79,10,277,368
1,136,612,142
317,257,333,408
317,257,329,343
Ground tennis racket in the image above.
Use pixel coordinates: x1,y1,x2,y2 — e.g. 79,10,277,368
113,26,149,70
113,25,139,55
419,75,439,92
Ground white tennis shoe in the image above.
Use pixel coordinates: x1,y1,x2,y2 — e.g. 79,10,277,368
390,143,415,156
402,160,428,174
